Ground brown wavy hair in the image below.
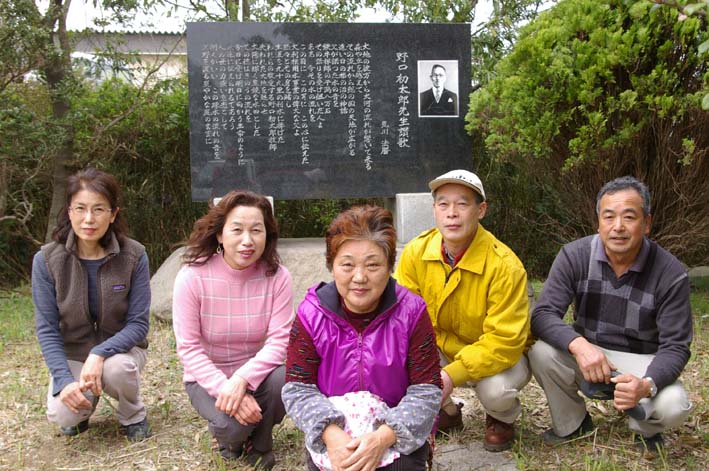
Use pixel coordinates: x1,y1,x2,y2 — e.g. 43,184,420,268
325,205,397,272
52,168,128,247
182,190,281,276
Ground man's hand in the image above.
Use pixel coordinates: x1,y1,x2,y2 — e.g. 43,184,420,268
215,375,248,416
440,370,454,405
340,425,396,471
323,424,355,471
611,373,650,411
79,353,105,396
59,381,94,414
233,392,262,426
568,337,614,384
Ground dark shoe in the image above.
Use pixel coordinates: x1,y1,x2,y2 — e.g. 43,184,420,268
60,419,89,436
436,401,464,435
218,444,243,461
211,437,244,460
635,433,664,453
121,418,151,442
246,450,275,470
483,414,515,452
542,413,595,445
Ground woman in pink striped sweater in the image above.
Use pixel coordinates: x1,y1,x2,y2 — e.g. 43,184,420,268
172,190,293,470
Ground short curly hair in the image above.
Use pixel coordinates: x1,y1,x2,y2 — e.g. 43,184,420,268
325,205,397,272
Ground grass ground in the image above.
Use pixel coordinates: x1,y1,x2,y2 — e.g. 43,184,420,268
0,284,706,471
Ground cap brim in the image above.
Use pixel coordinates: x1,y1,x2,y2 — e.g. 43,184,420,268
429,178,484,199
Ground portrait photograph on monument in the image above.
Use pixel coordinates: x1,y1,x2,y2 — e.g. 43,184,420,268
418,60,460,118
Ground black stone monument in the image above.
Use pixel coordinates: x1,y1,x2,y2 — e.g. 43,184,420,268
187,22,472,201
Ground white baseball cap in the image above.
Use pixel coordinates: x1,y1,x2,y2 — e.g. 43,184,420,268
428,169,486,201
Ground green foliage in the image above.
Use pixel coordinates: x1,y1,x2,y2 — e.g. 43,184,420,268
648,1,709,108
252,0,361,22
370,0,476,22
276,198,384,238
691,287,709,315
0,77,202,286
69,77,208,267
0,0,176,286
469,139,573,276
0,287,34,351
468,0,709,267
0,0,48,90
0,83,57,281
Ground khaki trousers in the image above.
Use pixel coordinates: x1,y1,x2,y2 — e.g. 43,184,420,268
528,340,692,437
440,351,531,424
46,346,148,427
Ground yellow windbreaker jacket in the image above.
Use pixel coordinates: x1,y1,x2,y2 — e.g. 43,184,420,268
394,225,530,386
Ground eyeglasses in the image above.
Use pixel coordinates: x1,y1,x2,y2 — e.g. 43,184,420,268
69,206,112,217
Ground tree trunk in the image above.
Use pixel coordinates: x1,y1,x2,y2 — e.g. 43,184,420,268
43,0,74,242
0,160,7,217
44,120,72,242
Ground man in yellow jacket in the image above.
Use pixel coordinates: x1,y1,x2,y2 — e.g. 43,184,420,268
394,169,531,452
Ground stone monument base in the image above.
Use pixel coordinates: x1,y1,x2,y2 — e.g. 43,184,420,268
384,193,434,244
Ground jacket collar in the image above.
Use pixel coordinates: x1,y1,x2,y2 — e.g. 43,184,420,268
65,229,120,257
316,277,398,319
594,234,650,273
422,224,489,275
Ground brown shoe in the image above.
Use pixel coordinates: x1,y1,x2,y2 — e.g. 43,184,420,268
483,414,515,452
436,402,464,435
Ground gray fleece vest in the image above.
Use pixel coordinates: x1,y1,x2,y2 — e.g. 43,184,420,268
41,231,148,362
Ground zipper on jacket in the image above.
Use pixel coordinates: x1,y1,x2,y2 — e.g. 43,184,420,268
93,253,115,338
95,262,103,337
357,332,364,390
74,253,97,332
442,260,457,285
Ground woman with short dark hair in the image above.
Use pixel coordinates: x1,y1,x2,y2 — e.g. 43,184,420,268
283,205,442,471
32,168,151,440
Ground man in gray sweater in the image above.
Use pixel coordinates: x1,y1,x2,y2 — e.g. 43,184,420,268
528,176,693,452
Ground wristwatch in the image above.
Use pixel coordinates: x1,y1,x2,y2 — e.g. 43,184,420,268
643,377,657,398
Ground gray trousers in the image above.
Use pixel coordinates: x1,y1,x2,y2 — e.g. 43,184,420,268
528,340,692,437
46,346,148,427
186,364,286,454
440,351,531,424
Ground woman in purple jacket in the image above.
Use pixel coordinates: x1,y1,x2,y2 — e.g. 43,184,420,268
283,206,442,471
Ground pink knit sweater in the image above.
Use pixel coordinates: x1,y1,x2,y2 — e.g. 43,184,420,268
173,254,293,397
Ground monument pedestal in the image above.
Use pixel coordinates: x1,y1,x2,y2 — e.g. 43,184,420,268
384,193,434,244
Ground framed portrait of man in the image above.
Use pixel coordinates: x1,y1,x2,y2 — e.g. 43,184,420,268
418,60,460,118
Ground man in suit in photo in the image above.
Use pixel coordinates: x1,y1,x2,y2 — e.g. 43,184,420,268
420,64,458,116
